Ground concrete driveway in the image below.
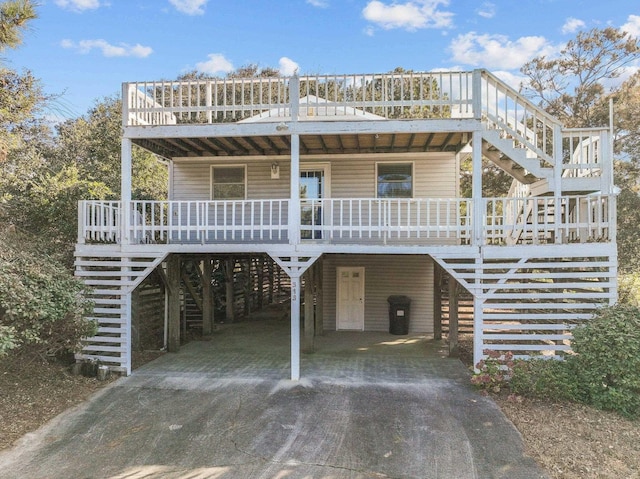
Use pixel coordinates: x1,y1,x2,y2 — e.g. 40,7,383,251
0,318,547,479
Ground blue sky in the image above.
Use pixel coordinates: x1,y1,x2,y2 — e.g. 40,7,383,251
5,0,640,118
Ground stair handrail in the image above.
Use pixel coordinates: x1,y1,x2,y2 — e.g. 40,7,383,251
562,127,608,179
479,70,563,167
504,181,532,245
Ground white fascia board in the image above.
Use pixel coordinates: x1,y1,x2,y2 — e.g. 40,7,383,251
123,118,481,140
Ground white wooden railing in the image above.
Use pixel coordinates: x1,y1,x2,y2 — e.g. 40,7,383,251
300,198,471,242
78,195,614,246
562,128,606,179
124,71,475,125
485,194,613,245
480,70,560,167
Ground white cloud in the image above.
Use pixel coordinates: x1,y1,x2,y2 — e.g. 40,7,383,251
449,32,556,70
492,70,527,91
476,2,495,19
562,17,585,34
195,53,234,75
621,14,640,38
306,0,328,7
61,39,153,58
169,0,208,15
279,57,299,76
362,0,453,31
55,0,101,12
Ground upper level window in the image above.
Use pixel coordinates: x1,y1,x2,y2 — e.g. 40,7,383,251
377,163,413,198
211,166,246,199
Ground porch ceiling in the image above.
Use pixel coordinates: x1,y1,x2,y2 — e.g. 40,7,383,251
133,132,468,158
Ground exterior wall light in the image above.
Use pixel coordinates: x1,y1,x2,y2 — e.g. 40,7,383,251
271,162,280,179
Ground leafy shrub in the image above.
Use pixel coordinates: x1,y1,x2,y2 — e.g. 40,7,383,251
509,358,579,402
618,273,640,307
570,305,640,418
0,231,96,358
474,305,640,419
471,350,515,393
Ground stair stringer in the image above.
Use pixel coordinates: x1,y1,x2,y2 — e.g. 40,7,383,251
482,128,554,182
74,247,168,374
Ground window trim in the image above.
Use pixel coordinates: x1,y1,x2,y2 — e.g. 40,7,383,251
210,164,247,200
375,161,414,199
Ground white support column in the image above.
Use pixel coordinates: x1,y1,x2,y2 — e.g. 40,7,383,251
553,124,564,244
289,134,301,246
121,257,132,375
472,69,483,120
290,275,301,380
473,256,484,369
269,254,320,381
472,130,483,246
121,137,133,245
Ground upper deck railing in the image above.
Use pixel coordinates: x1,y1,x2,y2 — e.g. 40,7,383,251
123,70,610,180
78,195,614,247
123,71,476,126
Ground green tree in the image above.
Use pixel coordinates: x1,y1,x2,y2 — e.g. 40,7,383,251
521,27,640,128
521,28,640,272
52,96,168,200
0,0,36,51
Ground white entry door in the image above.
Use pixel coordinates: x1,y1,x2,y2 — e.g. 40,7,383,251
336,267,365,330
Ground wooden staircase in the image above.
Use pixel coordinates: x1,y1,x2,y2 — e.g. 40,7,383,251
482,128,551,185
181,259,204,332
440,272,474,335
74,249,166,373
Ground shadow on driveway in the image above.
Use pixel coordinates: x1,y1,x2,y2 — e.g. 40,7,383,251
0,319,547,479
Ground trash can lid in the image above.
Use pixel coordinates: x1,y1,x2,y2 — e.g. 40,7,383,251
387,295,411,304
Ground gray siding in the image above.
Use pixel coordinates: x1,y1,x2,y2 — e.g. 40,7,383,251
322,254,434,334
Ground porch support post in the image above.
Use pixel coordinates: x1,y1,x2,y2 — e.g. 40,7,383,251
472,130,483,246
302,268,314,353
289,134,301,246
121,137,132,245
433,262,443,340
202,256,214,335
290,275,301,380
166,254,181,353
473,256,484,369
121,257,132,374
448,276,459,357
269,254,320,381
225,258,235,322
314,258,324,337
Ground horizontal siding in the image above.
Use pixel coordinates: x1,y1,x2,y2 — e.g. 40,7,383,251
171,153,457,200
322,254,434,334
172,159,291,201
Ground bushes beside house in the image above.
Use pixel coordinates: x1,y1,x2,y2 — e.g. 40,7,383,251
473,304,640,419
0,230,95,359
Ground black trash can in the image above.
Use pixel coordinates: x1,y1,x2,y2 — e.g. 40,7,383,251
388,295,411,335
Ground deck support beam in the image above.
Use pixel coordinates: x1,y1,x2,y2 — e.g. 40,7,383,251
270,254,320,381
448,276,459,357
314,258,324,337
433,263,443,340
121,137,132,245
167,254,181,353
202,256,214,335
302,268,314,353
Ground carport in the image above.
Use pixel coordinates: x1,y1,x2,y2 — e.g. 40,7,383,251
0,315,548,479
133,317,467,384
